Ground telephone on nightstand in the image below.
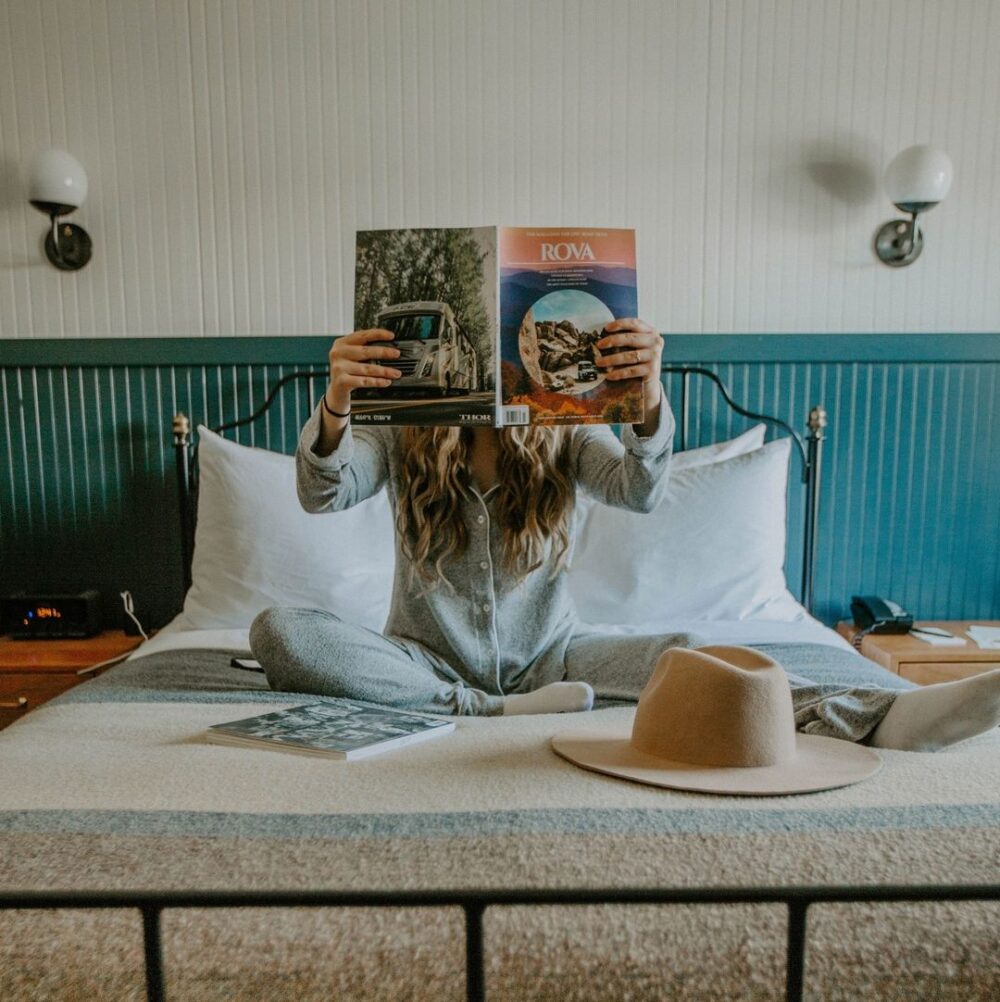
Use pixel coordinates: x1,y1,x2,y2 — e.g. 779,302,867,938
851,595,914,634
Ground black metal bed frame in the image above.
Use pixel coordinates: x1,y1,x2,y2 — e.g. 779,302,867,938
5,367,997,999
169,365,829,612
2,883,997,1002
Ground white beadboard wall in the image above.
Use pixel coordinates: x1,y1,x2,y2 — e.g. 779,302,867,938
1,0,999,338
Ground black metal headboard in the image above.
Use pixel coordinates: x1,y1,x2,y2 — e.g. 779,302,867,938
171,367,827,613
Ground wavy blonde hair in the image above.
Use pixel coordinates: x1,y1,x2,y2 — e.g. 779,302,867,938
397,425,575,589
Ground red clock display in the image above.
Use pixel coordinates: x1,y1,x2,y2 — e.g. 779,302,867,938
22,606,64,625
3,591,101,638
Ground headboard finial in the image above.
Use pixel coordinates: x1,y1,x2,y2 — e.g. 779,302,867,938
172,412,190,444
808,405,828,435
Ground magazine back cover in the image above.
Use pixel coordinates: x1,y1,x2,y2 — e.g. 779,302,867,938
499,227,642,426
351,226,498,426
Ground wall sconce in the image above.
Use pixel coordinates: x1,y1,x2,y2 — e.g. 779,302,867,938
873,145,952,267
28,149,92,271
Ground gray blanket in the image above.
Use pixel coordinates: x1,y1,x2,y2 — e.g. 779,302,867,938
52,640,916,705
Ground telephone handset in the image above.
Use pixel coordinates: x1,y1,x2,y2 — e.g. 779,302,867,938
851,595,914,634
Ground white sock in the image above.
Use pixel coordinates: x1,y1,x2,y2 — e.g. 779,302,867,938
868,669,1000,751
502,681,594,716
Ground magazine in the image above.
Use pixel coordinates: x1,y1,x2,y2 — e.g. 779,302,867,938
350,226,642,427
205,700,456,760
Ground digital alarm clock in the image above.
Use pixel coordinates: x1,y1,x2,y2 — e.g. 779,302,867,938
1,590,102,639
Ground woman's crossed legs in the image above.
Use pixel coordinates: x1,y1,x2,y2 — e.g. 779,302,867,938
250,609,1000,749
250,607,506,716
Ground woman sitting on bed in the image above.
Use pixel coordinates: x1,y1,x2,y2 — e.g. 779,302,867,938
250,322,1000,752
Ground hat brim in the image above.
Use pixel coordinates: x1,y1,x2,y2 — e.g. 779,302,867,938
552,726,882,796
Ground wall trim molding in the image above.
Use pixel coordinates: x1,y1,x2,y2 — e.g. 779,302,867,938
2,333,998,367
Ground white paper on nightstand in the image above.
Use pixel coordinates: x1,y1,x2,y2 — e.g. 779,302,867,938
908,630,966,646
966,625,1000,650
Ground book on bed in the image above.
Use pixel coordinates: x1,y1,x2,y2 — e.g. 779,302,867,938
206,700,456,760
350,225,642,428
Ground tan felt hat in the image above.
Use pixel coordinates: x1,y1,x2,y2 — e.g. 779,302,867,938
552,645,882,796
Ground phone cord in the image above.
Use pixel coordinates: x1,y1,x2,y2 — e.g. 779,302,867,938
852,620,888,653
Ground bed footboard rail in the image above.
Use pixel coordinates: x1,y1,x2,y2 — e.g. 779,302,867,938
3,882,996,1002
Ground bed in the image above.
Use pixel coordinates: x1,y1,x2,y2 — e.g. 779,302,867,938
1,369,997,1001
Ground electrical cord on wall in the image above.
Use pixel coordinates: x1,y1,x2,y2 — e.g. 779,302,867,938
120,590,149,641
76,591,149,677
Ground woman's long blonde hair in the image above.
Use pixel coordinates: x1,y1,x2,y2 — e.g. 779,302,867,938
397,426,575,589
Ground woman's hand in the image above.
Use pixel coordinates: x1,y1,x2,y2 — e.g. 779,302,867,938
312,329,402,457
325,329,402,414
595,318,664,433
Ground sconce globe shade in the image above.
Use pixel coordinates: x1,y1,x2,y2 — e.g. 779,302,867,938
28,149,88,215
883,145,952,213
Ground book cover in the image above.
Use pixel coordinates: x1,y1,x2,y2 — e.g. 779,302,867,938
351,226,499,426
499,227,643,426
206,700,456,760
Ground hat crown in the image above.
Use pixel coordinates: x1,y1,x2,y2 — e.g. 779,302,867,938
631,646,797,768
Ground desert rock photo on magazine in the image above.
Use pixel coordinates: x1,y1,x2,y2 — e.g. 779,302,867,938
352,226,498,426
499,227,643,426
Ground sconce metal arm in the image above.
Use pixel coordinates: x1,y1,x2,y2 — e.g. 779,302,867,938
49,214,62,263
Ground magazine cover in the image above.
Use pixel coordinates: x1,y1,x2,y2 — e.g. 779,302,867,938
206,700,456,760
499,227,642,426
351,226,498,426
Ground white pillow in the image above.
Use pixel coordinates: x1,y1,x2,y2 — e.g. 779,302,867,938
570,424,767,557
178,426,396,632
567,437,808,624
672,422,766,470
177,422,781,632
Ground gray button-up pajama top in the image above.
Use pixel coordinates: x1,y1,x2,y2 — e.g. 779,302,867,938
250,389,900,739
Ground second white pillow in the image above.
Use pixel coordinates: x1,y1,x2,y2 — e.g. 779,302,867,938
567,437,807,624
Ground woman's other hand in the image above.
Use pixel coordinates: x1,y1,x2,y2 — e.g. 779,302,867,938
326,329,402,414
595,319,664,431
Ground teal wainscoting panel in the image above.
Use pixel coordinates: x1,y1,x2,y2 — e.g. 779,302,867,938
2,335,998,631
1,354,329,631
662,356,999,627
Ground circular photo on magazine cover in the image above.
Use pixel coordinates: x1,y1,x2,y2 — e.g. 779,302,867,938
518,290,614,395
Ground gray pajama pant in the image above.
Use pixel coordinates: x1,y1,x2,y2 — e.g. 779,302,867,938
249,607,900,742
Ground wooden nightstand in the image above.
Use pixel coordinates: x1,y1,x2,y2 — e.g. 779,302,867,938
836,620,1000,685
0,630,144,730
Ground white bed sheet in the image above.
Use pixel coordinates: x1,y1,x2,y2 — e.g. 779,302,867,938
128,610,852,661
